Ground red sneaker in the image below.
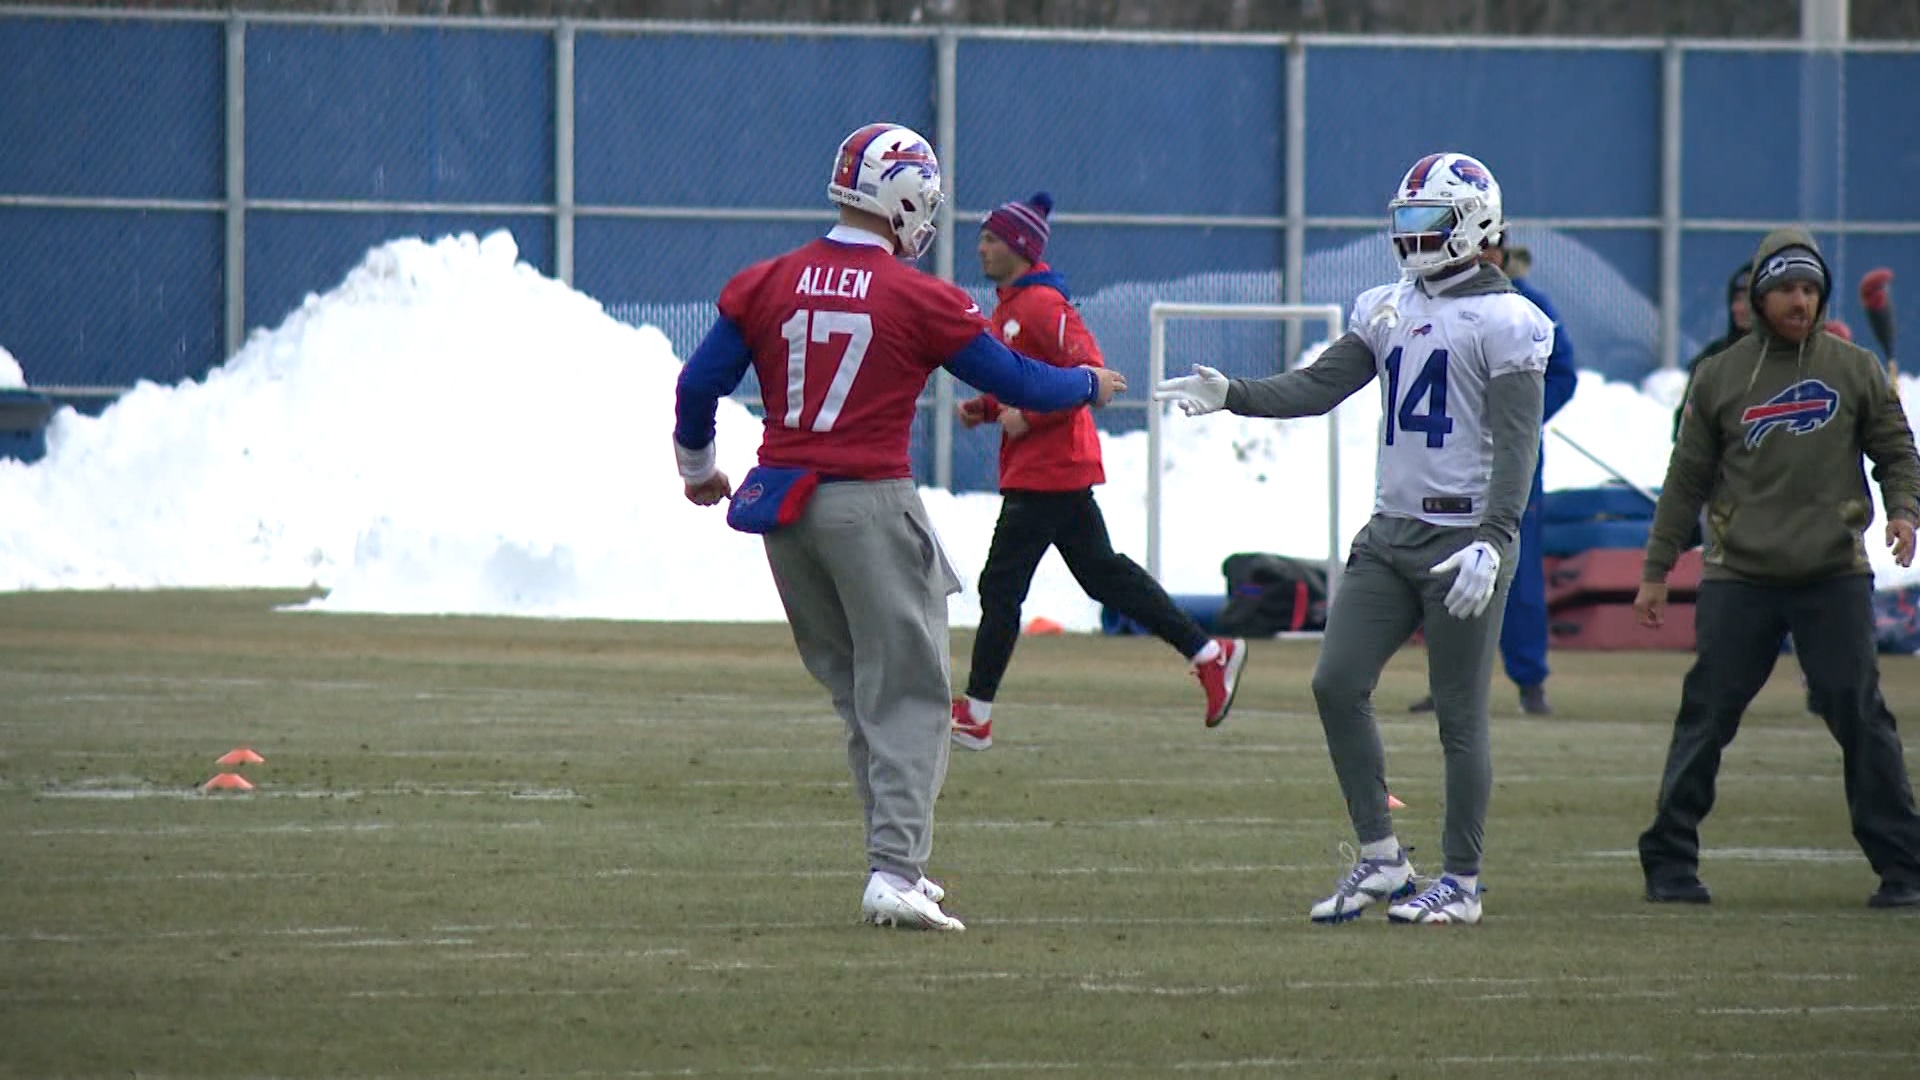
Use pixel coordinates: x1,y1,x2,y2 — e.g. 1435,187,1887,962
1194,638,1248,728
950,698,993,750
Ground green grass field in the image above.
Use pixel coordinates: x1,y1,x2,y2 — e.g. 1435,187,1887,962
2,590,1917,1079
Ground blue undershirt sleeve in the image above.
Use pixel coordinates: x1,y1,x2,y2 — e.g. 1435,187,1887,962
944,331,1096,413
673,316,752,450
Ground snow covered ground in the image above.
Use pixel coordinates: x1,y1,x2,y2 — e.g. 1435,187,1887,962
3,231,1914,630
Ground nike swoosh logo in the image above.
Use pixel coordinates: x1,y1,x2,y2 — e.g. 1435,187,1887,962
964,304,981,316
1531,331,1549,342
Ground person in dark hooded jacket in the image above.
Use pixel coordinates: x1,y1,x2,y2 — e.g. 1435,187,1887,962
1634,228,1920,910
1673,263,1753,439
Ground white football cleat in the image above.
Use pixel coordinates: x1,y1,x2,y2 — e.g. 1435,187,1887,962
862,873,964,931
1309,848,1416,924
1387,874,1482,925
917,877,946,904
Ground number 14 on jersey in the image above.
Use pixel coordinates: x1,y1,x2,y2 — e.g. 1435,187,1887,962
1383,346,1453,448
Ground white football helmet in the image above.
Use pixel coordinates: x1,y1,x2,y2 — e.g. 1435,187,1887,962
827,123,945,260
1387,152,1504,274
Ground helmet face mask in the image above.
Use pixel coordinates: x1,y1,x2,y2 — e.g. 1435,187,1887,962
828,123,944,260
1388,153,1503,274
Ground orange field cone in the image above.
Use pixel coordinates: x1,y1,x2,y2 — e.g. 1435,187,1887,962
216,747,265,766
200,773,255,793
1386,793,1407,810
1022,616,1065,636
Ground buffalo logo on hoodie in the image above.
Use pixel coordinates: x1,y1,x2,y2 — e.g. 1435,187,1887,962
1741,379,1838,449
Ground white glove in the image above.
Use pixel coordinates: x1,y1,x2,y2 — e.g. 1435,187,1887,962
1152,364,1230,417
1430,540,1501,620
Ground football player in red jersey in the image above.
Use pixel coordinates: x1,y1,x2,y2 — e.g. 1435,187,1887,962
950,191,1246,753
673,123,1126,931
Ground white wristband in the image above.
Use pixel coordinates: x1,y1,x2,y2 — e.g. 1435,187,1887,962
674,438,717,484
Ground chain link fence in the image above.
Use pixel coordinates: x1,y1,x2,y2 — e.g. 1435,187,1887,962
4,10,1918,489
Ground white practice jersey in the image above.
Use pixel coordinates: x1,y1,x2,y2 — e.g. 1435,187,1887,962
1348,279,1553,527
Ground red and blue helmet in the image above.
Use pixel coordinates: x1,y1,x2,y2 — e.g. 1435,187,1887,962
1388,152,1505,274
828,123,945,260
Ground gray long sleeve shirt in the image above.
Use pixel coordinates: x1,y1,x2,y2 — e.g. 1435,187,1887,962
1221,266,1549,553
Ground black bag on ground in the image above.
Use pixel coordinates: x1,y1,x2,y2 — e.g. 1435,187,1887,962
1215,553,1328,636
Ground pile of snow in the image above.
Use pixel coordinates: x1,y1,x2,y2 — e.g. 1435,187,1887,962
0,344,26,389
2,231,1915,631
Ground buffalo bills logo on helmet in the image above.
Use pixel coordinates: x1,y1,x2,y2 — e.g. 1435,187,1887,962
880,138,935,165
878,137,938,184
734,482,766,507
1740,379,1839,449
1449,159,1493,191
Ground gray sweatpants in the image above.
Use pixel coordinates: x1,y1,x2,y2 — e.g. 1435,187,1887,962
763,479,961,884
1309,514,1516,877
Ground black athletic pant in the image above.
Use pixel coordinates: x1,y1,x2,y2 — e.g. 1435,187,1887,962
1639,575,1920,889
965,488,1211,702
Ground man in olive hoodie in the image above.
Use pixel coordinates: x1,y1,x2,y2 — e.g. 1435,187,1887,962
1633,228,1920,910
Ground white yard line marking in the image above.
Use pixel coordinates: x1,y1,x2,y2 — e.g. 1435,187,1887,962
1176,1053,1661,1070
34,784,581,801
1467,989,1680,1002
1700,1003,1920,1015
33,850,1875,887
347,987,636,1000
19,820,546,837
1176,1050,1920,1071
1582,847,1860,863
6,891,1906,947
1075,981,1250,996
46,1048,1920,1079
310,937,475,948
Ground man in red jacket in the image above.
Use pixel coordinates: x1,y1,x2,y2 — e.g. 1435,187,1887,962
951,192,1246,750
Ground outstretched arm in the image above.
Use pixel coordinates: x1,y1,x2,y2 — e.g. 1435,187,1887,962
945,331,1123,412
1224,332,1378,418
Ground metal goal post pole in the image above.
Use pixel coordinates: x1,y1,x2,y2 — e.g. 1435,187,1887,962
1147,301,1347,602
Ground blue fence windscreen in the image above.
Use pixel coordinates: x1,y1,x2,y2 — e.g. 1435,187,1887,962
573,31,935,208
956,40,1284,217
0,207,223,386
3,16,1914,453
580,216,827,316
1842,53,1920,222
1307,46,1662,220
0,17,224,200
246,24,553,204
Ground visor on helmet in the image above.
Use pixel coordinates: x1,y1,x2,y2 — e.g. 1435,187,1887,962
1390,203,1457,236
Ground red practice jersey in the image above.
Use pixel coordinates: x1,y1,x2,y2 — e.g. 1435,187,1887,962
719,234,992,479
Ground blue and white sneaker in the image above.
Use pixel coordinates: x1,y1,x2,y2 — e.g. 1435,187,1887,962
1387,873,1482,925
1310,848,1417,924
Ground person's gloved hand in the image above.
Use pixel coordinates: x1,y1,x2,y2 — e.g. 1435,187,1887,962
1153,364,1230,417
1430,540,1501,619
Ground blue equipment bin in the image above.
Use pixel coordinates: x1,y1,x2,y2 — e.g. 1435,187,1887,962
0,390,55,464
1102,594,1227,636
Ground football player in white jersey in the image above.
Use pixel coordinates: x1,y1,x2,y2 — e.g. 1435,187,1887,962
1155,152,1551,925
